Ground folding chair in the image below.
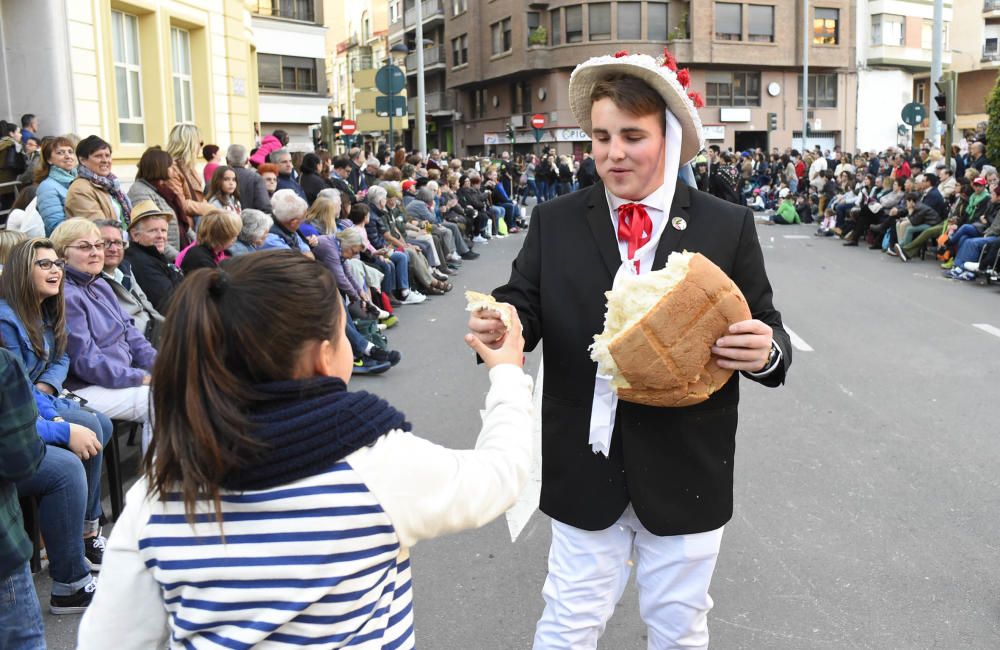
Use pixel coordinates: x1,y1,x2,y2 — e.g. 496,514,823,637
104,420,141,522
18,495,42,574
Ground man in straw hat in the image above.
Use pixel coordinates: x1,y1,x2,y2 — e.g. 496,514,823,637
468,49,792,648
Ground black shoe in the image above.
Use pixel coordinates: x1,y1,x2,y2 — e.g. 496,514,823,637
369,347,401,366
50,579,97,615
84,534,105,572
843,240,858,247
353,358,391,375
460,251,480,260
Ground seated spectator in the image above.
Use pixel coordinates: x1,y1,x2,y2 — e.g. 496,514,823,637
177,210,241,274
299,153,333,204
938,167,957,199
95,220,163,345
205,166,242,215
368,185,446,296
0,346,47,637
485,170,520,233
330,156,358,204
35,136,79,235
227,144,272,213
0,230,27,268
52,218,156,450
19,114,37,143
165,124,214,228
383,182,451,286
127,146,189,254
919,173,947,219
407,187,461,267
946,209,1000,280
0,120,25,212
457,174,491,241
77,250,531,647
201,144,222,187
272,149,306,201
262,189,313,258
893,192,942,260
772,193,801,225
5,184,44,238
124,201,184,313
257,162,279,198
17,136,41,187
64,135,132,230
229,208,271,257
0,238,114,602
749,189,766,212
334,223,386,313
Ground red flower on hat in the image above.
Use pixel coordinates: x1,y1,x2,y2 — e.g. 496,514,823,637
687,91,705,108
662,48,678,72
613,50,629,58
676,68,691,88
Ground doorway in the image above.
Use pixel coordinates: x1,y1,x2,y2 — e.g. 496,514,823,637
734,130,768,153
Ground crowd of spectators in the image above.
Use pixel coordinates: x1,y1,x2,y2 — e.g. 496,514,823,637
0,118,533,626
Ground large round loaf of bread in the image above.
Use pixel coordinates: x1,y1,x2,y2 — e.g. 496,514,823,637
590,252,751,407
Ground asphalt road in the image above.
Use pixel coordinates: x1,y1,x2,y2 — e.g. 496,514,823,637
39,220,1000,649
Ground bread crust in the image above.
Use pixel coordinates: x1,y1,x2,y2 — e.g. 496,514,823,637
608,254,751,407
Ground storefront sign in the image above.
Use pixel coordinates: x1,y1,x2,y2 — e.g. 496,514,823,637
703,125,726,140
719,108,751,123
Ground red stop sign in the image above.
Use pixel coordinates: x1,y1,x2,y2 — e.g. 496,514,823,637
341,119,357,135
531,113,546,129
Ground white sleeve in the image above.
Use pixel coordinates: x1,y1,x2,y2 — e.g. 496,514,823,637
77,479,170,650
348,363,534,549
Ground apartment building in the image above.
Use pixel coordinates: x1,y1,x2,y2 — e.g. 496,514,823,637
437,0,857,158
0,0,258,177
251,0,332,150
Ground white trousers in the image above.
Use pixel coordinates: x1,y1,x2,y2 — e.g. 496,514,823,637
533,505,724,650
73,384,153,453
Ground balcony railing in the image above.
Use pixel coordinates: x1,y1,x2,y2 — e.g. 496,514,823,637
985,0,1000,12
404,0,444,28
983,45,1000,61
405,45,446,71
251,0,318,24
407,91,455,114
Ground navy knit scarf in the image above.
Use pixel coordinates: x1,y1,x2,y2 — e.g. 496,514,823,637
220,376,411,491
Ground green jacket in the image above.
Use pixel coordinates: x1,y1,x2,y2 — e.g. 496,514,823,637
966,190,989,223
776,199,801,224
0,348,44,579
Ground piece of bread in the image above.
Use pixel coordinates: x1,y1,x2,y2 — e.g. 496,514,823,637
590,251,752,407
465,290,514,330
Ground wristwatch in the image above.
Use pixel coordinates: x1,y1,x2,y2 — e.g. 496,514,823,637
759,341,779,372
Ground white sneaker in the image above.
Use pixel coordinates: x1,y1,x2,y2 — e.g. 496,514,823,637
473,235,487,243
401,291,426,304
963,261,980,272
448,253,462,262
375,307,391,320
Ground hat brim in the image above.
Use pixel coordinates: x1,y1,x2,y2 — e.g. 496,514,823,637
569,55,705,166
128,211,173,228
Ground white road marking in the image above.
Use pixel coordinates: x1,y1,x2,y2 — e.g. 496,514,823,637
973,323,1000,339
782,235,811,239
505,359,543,542
784,326,814,352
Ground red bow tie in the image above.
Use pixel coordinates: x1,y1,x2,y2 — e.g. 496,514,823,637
617,203,652,273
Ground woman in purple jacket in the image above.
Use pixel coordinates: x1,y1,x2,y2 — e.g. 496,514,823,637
51,219,156,451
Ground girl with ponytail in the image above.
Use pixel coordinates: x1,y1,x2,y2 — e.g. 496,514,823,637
78,250,533,649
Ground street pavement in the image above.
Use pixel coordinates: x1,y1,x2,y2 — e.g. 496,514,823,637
39,219,1000,649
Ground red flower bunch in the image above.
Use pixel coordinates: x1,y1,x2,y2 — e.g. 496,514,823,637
676,68,691,88
661,47,678,72
687,91,705,109
613,50,629,58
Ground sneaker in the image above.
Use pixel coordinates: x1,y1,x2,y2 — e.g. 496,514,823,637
958,271,976,281
447,253,463,262
944,267,963,279
886,247,898,257
963,261,980,273
472,235,488,244
380,315,398,329
50,578,97,615
353,358,391,375
374,306,391,320
369,347,401,366
460,250,480,260
893,243,907,262
940,259,954,270
84,534,105,572
400,291,426,305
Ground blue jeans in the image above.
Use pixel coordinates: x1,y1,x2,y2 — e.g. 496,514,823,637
344,303,369,357
496,202,516,228
15,445,92,595
537,179,548,202
949,223,980,249
955,236,997,268
389,251,409,291
526,179,539,199
54,401,113,527
0,562,45,648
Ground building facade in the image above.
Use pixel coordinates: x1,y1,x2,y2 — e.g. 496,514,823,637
0,0,258,177
251,0,332,150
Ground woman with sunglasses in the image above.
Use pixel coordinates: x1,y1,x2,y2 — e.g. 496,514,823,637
51,218,156,451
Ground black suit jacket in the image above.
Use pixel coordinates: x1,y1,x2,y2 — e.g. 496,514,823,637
493,181,791,536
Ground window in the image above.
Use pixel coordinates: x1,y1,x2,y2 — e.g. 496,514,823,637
715,3,742,41
986,37,999,55
111,10,144,144
491,18,512,55
473,88,487,118
527,12,542,46
390,0,401,23
916,83,925,104
452,34,467,66
921,21,948,50
361,13,370,42
511,81,532,113
748,5,774,43
550,9,561,45
566,6,583,43
871,14,903,46
451,0,467,16
798,73,837,108
170,27,194,125
618,2,641,40
706,71,760,107
814,8,839,45
258,53,318,92
270,0,315,22
648,3,668,41
589,3,611,40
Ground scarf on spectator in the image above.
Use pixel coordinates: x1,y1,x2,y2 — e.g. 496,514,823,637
221,376,411,492
76,164,132,227
154,179,192,242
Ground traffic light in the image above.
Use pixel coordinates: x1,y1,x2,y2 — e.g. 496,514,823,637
330,116,344,137
507,122,515,142
934,73,955,126
767,112,777,132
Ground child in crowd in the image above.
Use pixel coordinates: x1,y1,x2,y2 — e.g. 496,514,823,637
206,166,242,215
816,207,837,235
773,193,802,225
78,251,533,649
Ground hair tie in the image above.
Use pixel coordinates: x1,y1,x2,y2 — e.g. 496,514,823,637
208,269,230,299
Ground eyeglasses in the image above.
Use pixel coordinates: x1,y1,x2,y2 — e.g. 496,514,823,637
103,239,128,250
34,259,65,271
65,241,106,252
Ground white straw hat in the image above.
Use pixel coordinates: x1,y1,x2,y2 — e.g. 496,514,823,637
569,48,706,166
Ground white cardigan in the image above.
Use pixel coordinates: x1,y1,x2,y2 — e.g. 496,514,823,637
77,364,534,649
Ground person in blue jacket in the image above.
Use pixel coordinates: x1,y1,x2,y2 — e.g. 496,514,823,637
34,136,79,235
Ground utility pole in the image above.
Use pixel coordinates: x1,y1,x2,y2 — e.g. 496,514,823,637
415,0,427,157
929,0,944,148
802,0,809,153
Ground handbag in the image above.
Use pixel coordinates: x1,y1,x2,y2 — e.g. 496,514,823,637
353,319,388,351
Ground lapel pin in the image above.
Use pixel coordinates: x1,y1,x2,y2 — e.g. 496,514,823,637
671,216,687,231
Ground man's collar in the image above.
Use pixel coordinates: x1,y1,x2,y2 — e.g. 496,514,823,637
606,183,668,213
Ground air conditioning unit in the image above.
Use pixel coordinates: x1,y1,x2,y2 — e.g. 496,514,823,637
510,114,524,128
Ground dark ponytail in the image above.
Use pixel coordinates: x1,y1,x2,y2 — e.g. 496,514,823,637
145,250,343,524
